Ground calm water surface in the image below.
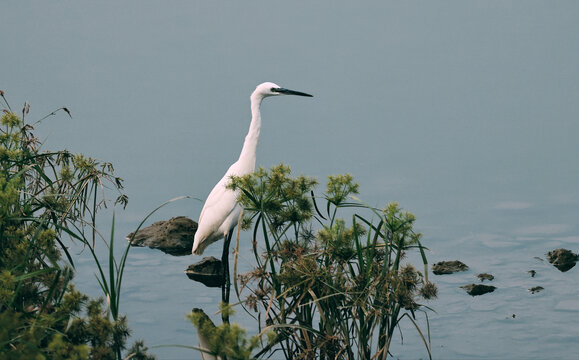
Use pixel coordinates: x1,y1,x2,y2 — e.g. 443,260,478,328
70,183,579,359
3,2,579,359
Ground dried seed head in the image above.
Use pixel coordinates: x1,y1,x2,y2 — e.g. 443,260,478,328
419,282,438,300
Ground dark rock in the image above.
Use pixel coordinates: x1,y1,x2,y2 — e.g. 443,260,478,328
190,308,216,356
546,248,578,272
477,273,494,282
432,260,469,275
528,270,536,277
127,216,197,256
460,283,496,296
529,286,544,294
186,256,224,287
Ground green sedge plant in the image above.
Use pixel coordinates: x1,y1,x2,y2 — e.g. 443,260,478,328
226,164,437,360
0,92,154,359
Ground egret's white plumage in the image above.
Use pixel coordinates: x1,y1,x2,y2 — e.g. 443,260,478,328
192,82,312,255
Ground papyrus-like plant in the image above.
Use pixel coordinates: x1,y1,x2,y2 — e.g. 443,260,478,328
229,164,437,359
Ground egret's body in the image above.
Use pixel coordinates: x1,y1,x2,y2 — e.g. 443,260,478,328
192,82,312,255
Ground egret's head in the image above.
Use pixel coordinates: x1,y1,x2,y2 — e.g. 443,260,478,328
252,82,313,100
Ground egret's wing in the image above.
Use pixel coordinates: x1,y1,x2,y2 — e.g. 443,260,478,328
199,178,236,223
198,160,244,223
193,162,246,254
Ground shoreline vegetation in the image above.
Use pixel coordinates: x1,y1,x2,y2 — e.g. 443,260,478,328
0,93,155,359
5,92,576,359
187,166,438,359
1,92,438,359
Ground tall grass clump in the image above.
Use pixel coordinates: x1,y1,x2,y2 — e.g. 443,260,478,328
0,92,154,359
227,164,437,359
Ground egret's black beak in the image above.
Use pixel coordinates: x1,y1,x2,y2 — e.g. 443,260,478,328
273,88,313,97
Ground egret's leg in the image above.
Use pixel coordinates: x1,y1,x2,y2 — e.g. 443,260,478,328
221,230,233,324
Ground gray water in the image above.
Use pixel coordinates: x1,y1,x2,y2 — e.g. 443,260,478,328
2,2,579,359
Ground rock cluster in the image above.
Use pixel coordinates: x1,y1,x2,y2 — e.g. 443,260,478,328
432,260,469,275
546,248,579,272
185,257,224,287
460,284,496,296
127,216,197,256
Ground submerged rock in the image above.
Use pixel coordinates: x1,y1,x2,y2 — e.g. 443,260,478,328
477,273,494,282
127,216,197,256
529,286,544,294
546,248,578,272
432,260,469,275
186,256,224,287
460,283,496,296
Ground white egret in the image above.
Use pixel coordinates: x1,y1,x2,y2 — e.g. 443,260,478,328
192,82,313,255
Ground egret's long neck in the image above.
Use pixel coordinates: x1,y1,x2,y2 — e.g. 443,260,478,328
237,93,263,172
